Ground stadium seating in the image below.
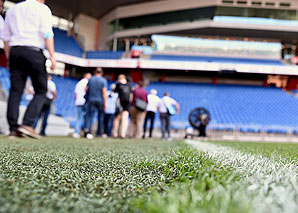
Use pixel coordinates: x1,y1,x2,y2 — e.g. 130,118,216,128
0,67,10,93
53,28,83,58
145,82,298,131
150,54,284,66
1,67,298,132
86,51,124,59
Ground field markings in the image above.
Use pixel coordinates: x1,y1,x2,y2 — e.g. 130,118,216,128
186,140,298,213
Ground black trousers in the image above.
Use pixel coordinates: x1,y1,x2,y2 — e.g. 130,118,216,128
7,46,47,132
160,113,170,139
143,111,156,138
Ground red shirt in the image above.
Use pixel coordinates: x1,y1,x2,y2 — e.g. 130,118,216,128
132,87,148,106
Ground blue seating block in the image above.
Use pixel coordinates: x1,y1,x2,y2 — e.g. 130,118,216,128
86,51,124,59
151,54,284,66
53,28,83,58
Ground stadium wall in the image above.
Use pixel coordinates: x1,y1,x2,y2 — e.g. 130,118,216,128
98,0,218,49
98,0,298,50
74,14,97,51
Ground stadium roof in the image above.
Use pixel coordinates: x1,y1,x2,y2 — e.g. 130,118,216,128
9,0,159,19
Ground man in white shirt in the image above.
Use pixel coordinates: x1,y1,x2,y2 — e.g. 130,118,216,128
33,75,57,136
3,0,56,139
73,73,91,138
158,92,180,141
143,89,160,139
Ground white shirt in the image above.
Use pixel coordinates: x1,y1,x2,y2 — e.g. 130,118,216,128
158,96,177,113
74,78,88,106
0,15,4,39
146,94,160,113
3,0,54,49
46,80,56,100
105,91,118,114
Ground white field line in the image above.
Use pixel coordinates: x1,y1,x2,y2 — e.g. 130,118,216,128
186,140,298,213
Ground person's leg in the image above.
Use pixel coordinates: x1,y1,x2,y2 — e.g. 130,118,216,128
128,107,137,138
160,114,166,139
136,110,146,139
149,112,156,138
107,114,115,137
166,115,171,138
74,106,84,134
96,102,104,136
33,111,42,129
86,102,96,133
82,104,89,131
22,50,47,127
7,49,28,132
103,113,109,135
40,102,51,136
113,114,120,138
143,112,149,138
120,110,129,138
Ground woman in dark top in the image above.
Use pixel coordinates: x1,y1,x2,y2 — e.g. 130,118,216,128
113,74,132,139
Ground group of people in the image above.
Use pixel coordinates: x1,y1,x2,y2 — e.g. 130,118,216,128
1,0,181,140
73,70,180,140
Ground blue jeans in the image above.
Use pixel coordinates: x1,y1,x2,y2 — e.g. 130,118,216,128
104,113,115,136
86,101,104,136
74,105,87,134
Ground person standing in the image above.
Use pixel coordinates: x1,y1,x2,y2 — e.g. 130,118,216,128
143,89,160,139
113,74,132,139
85,68,107,139
129,81,148,139
73,73,91,138
103,84,118,137
158,92,180,141
33,75,57,136
3,0,56,139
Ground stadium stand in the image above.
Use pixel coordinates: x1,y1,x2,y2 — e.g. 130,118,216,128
150,54,284,66
213,16,298,27
86,51,124,59
53,28,83,58
1,67,298,133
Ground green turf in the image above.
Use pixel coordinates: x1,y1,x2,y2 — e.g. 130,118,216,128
1,137,298,213
211,141,298,161
0,137,182,212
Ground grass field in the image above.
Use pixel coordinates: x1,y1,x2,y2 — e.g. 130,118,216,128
0,137,298,213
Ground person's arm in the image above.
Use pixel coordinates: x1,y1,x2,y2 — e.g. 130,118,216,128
102,87,107,110
52,89,57,101
45,38,56,70
42,7,56,70
175,102,180,114
3,11,11,60
4,41,10,60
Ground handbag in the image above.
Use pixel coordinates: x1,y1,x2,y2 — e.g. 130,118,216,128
167,104,176,115
135,98,147,111
162,99,176,116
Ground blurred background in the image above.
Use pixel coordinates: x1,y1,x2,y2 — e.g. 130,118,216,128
0,0,298,141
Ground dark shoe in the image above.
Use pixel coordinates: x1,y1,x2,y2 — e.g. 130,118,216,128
18,125,41,139
8,131,25,139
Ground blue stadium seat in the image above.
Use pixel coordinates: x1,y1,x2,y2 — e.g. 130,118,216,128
85,51,124,59
1,68,298,131
150,54,284,66
53,28,83,57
